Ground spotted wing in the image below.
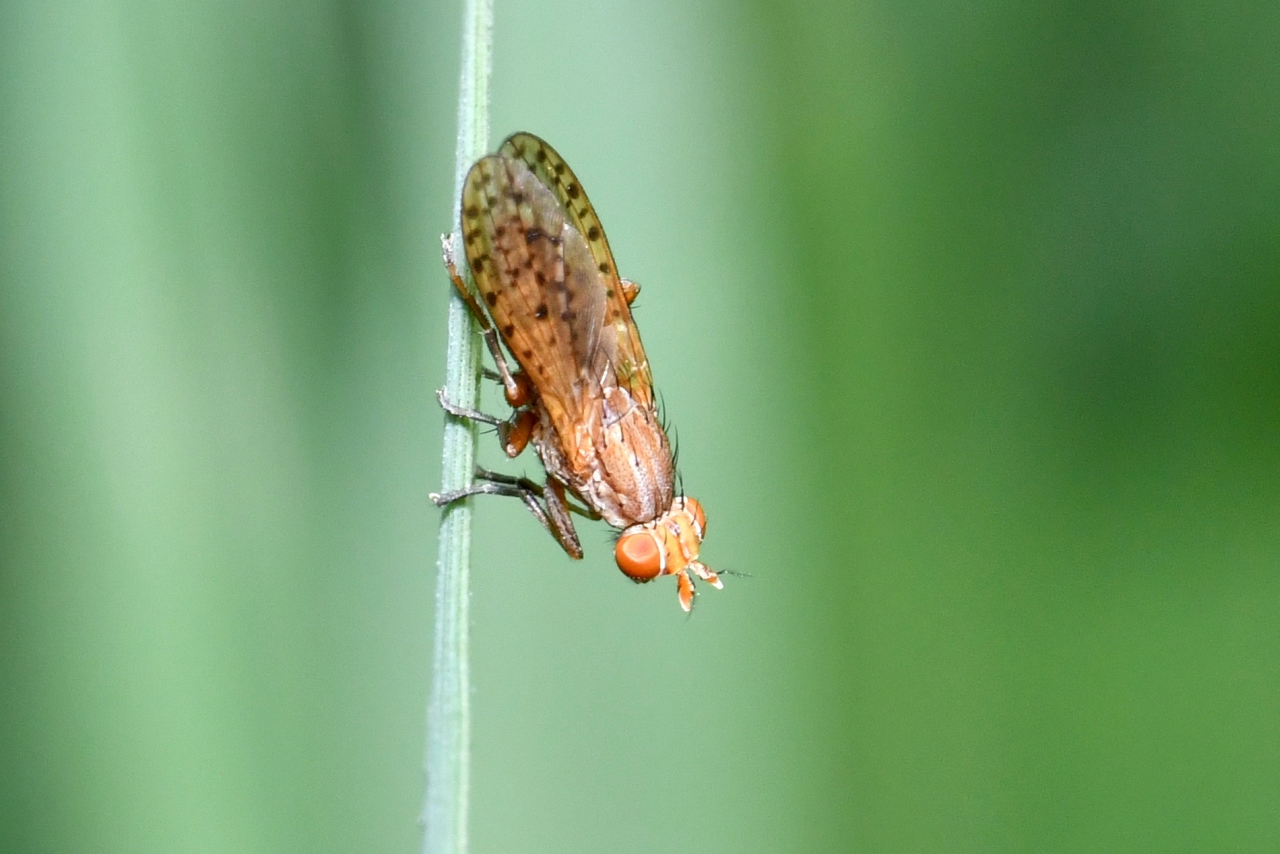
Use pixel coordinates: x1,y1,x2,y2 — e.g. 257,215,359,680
499,133,656,409
460,152,608,434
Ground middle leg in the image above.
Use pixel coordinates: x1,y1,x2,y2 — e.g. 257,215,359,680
436,388,536,458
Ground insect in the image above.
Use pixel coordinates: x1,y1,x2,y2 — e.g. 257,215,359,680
431,132,720,611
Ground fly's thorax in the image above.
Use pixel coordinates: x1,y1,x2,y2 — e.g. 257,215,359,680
529,399,574,485
614,497,706,582
571,385,674,528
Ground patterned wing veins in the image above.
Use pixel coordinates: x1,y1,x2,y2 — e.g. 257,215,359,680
459,152,608,435
499,133,656,409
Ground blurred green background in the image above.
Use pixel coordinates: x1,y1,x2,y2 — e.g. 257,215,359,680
2,1,1278,852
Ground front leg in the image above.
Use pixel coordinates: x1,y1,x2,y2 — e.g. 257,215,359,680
430,467,584,560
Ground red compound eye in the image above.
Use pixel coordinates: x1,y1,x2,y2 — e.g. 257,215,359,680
677,497,706,539
615,530,663,581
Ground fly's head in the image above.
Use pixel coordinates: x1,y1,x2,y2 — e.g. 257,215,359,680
614,497,721,612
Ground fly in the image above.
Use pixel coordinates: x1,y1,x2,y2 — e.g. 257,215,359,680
431,132,719,611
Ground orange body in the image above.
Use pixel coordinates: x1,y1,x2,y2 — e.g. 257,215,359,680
447,133,718,611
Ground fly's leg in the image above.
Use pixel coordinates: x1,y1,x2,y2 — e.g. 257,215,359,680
670,562,724,613
540,478,582,558
501,410,536,458
429,477,572,555
435,387,504,427
479,368,535,413
436,388,535,457
442,234,531,407
670,562,723,613
469,468,601,521
675,570,697,613
430,467,585,559
620,278,640,305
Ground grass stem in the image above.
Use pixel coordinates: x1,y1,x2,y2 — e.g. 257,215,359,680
423,0,492,852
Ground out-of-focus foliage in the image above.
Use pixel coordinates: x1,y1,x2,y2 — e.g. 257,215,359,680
1,1,1277,852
